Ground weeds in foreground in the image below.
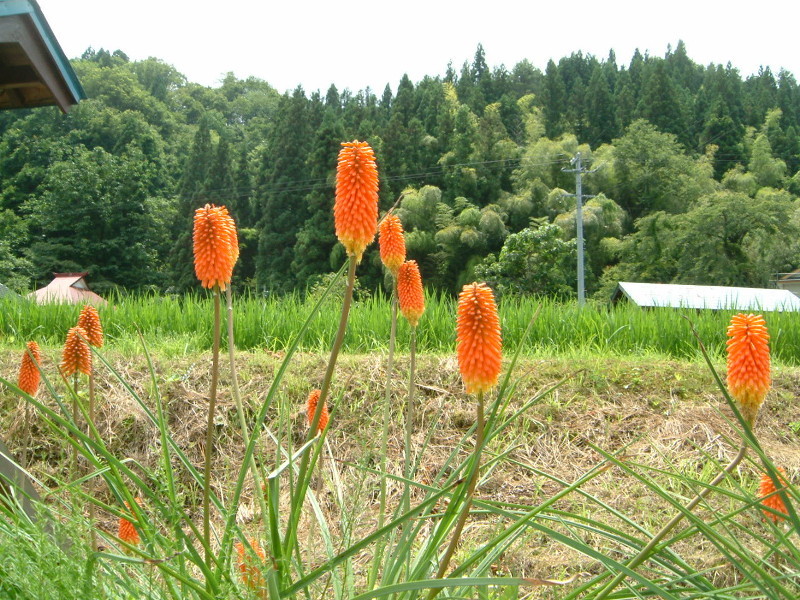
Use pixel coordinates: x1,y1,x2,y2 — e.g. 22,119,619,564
0,139,797,599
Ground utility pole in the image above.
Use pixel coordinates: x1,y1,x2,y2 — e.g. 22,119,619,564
562,152,596,307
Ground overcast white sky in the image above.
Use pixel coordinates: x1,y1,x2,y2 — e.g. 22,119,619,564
36,0,800,95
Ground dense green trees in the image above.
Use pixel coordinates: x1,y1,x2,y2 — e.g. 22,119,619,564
0,42,798,300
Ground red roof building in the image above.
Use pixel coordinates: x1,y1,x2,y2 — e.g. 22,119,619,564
29,272,106,305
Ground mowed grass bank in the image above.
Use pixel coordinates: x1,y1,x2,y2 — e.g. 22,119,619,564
2,293,800,363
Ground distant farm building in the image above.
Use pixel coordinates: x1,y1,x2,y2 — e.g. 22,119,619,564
612,282,800,312
775,270,800,298
29,272,107,305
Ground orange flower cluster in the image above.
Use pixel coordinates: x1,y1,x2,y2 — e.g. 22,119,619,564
118,497,143,546
306,389,329,433
397,260,425,328
758,469,789,523
456,283,502,395
193,204,239,290
77,304,104,348
726,313,770,426
379,213,406,275
60,326,92,377
334,140,379,262
18,341,41,397
235,537,266,590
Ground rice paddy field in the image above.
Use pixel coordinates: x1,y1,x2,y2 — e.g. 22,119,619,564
0,292,798,599
3,293,800,363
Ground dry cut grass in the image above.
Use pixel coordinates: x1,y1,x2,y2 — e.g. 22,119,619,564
2,348,798,596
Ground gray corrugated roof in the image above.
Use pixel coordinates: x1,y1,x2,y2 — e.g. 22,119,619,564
614,282,800,312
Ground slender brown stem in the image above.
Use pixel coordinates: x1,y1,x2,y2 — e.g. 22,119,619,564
283,256,357,559
402,326,417,514
202,288,222,565
427,390,485,600
71,374,79,479
593,444,748,600
88,370,97,551
225,287,270,541
369,281,398,590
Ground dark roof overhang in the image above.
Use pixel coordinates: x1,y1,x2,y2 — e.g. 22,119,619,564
0,0,85,112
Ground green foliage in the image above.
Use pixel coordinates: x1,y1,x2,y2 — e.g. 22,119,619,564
474,223,575,297
0,43,799,300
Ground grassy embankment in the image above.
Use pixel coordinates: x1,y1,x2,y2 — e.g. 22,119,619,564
0,294,798,598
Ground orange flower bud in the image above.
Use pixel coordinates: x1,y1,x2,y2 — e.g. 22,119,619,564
334,140,379,262
118,497,143,546
306,389,329,434
379,213,406,275
235,537,266,590
397,260,425,328
456,282,502,395
61,326,91,377
726,313,770,426
17,341,41,397
758,469,789,523
193,204,239,290
77,304,103,348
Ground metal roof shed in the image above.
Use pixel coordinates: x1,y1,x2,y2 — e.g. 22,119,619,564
0,0,85,112
611,282,800,312
29,272,107,305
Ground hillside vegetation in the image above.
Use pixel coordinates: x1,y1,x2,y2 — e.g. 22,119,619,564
1,43,799,297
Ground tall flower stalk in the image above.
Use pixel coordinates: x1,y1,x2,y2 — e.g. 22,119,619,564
285,140,379,565
61,325,92,475
429,282,501,597
193,203,238,564
397,259,425,513
17,341,41,468
372,212,406,587
593,312,771,600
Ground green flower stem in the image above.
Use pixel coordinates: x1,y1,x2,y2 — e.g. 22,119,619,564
369,281,399,590
202,287,222,567
402,326,417,514
88,368,97,552
283,256,357,561
427,389,486,600
224,287,270,553
592,444,748,600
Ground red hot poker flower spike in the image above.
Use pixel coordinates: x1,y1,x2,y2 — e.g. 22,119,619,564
61,326,92,377
193,204,239,290
397,260,425,328
379,213,406,276
235,537,267,590
118,497,143,546
456,282,502,395
758,469,789,523
18,341,41,397
77,304,104,348
726,313,770,426
334,140,379,262
307,389,329,434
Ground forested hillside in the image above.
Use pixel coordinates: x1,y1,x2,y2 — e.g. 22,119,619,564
2,42,799,298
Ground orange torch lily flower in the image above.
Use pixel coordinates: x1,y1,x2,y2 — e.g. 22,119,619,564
334,140,379,262
758,469,789,523
193,204,239,290
61,326,92,377
726,313,770,426
17,341,41,397
77,305,104,348
379,213,406,276
307,389,329,434
397,260,425,328
235,537,267,590
456,282,502,395
118,497,143,546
